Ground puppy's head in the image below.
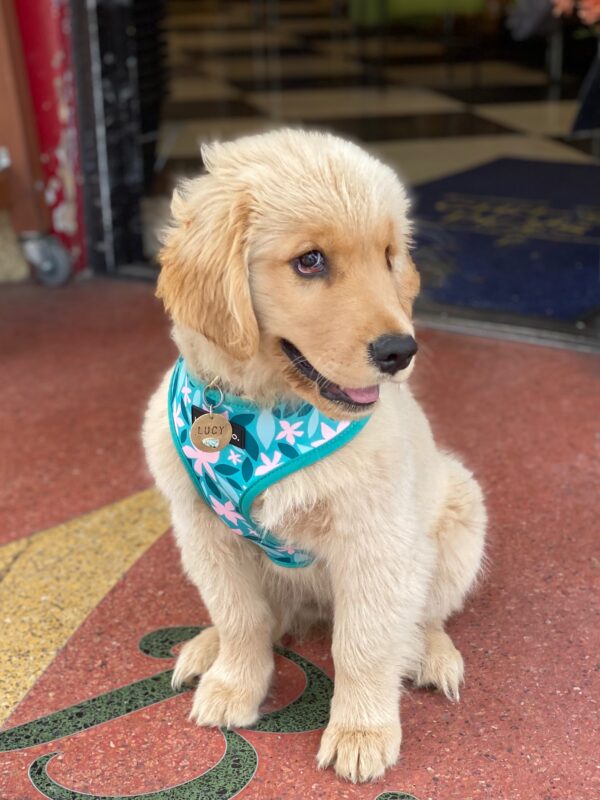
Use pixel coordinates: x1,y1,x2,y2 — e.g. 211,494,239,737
158,129,419,420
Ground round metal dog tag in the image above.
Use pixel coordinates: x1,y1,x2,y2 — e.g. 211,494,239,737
190,413,232,452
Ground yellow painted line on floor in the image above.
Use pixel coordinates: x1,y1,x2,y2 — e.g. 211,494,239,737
0,537,30,580
0,489,170,725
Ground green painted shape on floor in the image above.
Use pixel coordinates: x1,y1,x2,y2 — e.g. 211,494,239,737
376,793,420,800
0,670,178,752
138,625,203,660
2,626,418,799
28,729,256,800
140,626,334,733
0,626,332,750
252,646,332,733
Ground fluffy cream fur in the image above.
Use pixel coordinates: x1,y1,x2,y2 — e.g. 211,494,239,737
143,129,486,784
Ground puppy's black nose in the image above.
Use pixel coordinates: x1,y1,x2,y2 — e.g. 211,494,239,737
369,334,418,375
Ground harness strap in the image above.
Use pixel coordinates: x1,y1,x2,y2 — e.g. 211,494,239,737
168,357,370,568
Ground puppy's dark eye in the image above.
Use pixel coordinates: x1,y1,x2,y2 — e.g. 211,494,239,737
385,247,393,271
292,250,327,276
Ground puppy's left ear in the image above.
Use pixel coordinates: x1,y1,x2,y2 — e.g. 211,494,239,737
386,175,419,317
156,172,259,360
392,253,420,317
402,255,421,314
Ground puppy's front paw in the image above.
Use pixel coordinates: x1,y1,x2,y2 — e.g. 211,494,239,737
190,671,261,728
172,627,220,690
317,723,401,783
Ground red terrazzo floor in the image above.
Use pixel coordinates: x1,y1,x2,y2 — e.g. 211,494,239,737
1,277,599,800
0,279,176,544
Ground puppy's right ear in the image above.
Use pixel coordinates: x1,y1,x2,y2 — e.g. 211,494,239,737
156,167,259,361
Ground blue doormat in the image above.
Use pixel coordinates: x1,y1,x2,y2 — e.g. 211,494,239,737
412,158,600,324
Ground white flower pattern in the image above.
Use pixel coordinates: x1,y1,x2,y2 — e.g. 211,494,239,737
311,420,350,447
172,399,184,429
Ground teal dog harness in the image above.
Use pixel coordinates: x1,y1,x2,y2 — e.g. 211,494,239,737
168,357,370,568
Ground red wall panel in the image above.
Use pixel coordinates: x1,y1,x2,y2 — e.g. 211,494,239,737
14,0,86,270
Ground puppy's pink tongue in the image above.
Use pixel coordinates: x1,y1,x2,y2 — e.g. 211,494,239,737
342,385,380,404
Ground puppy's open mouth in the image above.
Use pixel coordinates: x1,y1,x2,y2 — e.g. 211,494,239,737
280,339,379,410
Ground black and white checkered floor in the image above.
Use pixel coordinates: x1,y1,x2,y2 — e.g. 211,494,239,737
139,0,600,343
154,0,594,195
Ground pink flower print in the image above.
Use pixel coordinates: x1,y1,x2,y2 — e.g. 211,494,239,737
210,497,244,525
232,526,257,538
276,544,296,554
181,382,192,406
312,420,350,447
172,399,184,429
182,444,219,479
228,451,242,465
254,450,283,476
276,420,304,445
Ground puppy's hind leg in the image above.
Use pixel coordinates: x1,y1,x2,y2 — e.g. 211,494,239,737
415,622,464,701
417,456,487,701
172,627,220,690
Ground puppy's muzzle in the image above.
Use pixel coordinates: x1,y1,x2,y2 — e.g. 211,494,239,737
369,334,418,375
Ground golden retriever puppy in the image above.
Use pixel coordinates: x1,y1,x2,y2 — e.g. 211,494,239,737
143,128,486,783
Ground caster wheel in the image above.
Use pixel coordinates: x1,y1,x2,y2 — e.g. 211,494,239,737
22,235,72,287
